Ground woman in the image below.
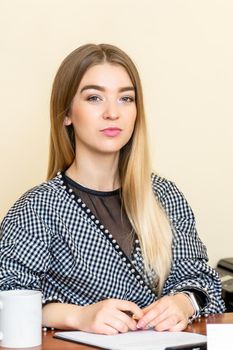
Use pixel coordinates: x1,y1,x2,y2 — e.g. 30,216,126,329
0,43,225,335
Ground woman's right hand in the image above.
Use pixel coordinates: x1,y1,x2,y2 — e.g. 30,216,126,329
74,298,143,335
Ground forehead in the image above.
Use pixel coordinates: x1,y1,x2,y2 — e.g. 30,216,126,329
78,63,133,89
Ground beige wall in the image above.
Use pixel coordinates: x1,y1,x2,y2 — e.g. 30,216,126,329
1,0,233,267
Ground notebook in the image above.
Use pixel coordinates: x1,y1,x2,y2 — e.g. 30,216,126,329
54,329,207,350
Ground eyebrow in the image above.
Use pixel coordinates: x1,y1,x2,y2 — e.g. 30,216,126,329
80,84,135,93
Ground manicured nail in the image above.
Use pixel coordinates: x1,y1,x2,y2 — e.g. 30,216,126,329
136,321,145,329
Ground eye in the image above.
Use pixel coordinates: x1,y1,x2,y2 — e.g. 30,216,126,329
87,95,102,102
120,95,135,103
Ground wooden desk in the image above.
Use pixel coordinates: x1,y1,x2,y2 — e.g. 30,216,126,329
2,313,233,350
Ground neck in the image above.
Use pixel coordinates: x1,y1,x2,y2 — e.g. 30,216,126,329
66,149,120,191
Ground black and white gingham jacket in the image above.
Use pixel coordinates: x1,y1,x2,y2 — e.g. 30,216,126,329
0,173,225,314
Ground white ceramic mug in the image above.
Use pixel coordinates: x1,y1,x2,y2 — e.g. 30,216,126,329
0,289,42,348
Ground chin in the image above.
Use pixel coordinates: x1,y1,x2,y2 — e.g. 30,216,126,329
100,148,121,155
95,143,126,154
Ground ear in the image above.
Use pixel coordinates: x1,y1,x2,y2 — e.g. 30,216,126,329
64,116,72,126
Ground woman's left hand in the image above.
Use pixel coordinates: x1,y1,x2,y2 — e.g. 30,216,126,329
136,293,194,332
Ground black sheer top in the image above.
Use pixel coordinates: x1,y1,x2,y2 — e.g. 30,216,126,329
64,174,135,259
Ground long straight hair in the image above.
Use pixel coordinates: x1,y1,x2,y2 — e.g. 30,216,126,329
48,44,172,294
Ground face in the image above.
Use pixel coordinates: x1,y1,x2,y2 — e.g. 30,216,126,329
65,63,137,158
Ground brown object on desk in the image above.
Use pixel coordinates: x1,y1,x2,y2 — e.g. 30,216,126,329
1,313,233,350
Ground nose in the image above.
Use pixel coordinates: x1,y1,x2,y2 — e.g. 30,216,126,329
102,100,119,120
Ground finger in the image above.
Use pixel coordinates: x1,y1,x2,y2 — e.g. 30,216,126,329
115,310,138,331
168,319,188,332
137,300,167,329
106,316,130,333
97,324,119,335
150,306,172,328
116,300,143,320
142,300,159,313
154,313,181,332
112,309,138,331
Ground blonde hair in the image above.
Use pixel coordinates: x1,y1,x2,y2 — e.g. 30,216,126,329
48,43,172,294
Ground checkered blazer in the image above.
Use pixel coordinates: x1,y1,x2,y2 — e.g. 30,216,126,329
0,173,225,314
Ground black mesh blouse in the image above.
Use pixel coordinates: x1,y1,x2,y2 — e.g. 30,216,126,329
63,173,135,260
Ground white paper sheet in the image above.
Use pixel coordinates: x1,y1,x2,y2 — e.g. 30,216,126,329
55,329,207,350
207,324,233,350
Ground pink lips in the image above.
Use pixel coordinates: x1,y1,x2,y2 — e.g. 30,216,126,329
100,127,122,137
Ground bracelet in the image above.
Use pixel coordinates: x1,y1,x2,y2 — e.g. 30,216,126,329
169,290,201,324
180,291,201,324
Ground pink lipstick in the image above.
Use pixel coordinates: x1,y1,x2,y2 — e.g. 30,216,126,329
100,127,122,137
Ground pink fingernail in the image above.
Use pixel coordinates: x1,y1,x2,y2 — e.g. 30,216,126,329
136,321,145,329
